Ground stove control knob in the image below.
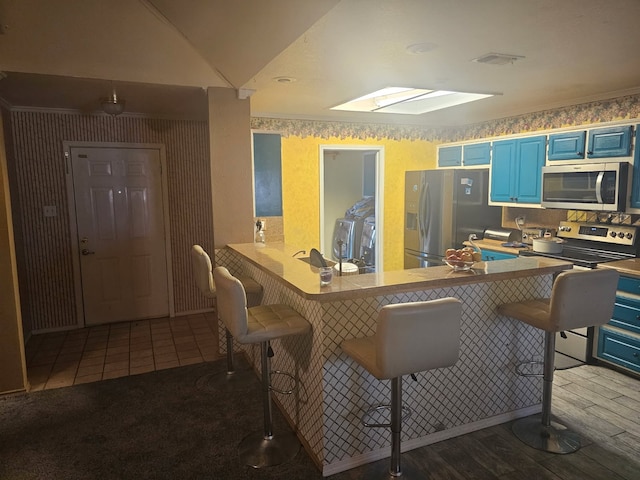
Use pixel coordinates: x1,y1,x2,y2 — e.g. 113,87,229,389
627,233,633,240
618,232,625,238
610,232,617,238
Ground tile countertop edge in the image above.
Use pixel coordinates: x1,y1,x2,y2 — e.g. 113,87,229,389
226,243,573,301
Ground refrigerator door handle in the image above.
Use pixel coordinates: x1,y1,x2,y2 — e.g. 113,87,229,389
419,178,430,251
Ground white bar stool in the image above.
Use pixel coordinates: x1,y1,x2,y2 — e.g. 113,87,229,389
498,268,618,454
341,298,461,478
191,244,262,381
213,266,311,468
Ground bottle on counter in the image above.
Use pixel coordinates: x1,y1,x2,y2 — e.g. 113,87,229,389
255,220,265,243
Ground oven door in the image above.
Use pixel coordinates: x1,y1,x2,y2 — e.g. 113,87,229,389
541,162,628,211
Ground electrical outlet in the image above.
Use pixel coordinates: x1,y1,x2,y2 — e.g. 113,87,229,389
43,205,57,217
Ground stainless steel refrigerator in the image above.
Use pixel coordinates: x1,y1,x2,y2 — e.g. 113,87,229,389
404,169,502,268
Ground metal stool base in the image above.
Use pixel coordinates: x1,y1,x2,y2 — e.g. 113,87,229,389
512,414,581,454
238,430,300,468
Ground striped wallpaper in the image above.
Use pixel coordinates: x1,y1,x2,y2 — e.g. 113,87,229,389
7,111,214,333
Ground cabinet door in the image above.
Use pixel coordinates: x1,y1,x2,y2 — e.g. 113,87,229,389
463,142,491,166
597,328,640,374
481,250,517,261
514,136,545,203
547,131,586,160
587,126,633,158
630,125,640,208
490,140,516,202
438,146,462,167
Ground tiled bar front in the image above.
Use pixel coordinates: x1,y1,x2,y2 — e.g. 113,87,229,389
217,246,561,476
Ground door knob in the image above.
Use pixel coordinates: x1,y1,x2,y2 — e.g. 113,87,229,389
81,249,95,255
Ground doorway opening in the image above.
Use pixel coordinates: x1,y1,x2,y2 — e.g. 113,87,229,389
320,145,384,271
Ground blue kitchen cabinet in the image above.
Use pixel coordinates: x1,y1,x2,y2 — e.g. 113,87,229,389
490,136,545,204
481,250,517,261
587,125,633,158
463,142,491,166
547,131,586,160
596,274,640,375
438,145,462,167
630,125,640,208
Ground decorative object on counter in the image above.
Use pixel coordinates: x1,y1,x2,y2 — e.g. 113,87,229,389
532,236,565,254
309,248,327,267
497,268,619,454
341,298,461,478
444,234,482,271
334,262,358,276
190,245,262,388
213,266,311,468
319,266,333,286
255,220,265,243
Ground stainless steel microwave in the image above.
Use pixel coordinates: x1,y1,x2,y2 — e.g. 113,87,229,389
541,162,629,211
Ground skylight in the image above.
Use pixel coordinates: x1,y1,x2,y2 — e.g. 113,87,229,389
331,87,494,115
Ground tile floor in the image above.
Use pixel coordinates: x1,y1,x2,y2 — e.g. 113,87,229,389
25,312,220,391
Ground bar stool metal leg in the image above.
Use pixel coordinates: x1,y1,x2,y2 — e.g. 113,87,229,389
512,331,580,454
195,328,252,392
238,341,301,468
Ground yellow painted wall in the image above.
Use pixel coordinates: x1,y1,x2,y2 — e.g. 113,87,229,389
281,135,438,271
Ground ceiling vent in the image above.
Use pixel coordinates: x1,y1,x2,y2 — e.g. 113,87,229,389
472,52,524,65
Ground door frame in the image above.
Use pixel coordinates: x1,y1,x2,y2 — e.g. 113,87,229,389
319,144,384,270
63,141,175,328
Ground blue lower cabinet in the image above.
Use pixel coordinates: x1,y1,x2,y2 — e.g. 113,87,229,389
481,250,516,261
597,328,640,374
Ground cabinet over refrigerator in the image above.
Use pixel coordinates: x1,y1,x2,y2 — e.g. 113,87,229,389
404,168,502,268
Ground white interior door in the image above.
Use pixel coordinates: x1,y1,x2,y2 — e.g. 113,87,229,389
70,146,169,326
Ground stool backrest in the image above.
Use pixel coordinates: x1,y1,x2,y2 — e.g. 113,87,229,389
213,266,248,339
376,298,461,379
549,268,619,331
191,245,216,299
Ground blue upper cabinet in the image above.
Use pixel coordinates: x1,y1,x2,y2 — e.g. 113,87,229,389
587,125,633,158
547,131,586,160
463,142,491,166
438,145,462,167
490,136,545,204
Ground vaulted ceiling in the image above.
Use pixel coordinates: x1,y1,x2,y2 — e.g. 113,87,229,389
1,0,639,126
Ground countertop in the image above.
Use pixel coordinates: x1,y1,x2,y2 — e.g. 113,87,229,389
227,242,572,301
599,259,640,277
464,238,532,255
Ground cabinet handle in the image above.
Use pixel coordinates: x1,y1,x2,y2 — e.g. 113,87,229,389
587,151,593,155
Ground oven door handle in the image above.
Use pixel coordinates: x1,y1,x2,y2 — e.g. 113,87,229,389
595,171,604,204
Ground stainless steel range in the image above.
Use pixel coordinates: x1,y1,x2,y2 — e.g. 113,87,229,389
520,220,639,364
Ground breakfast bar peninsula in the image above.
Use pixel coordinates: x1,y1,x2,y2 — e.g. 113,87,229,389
218,242,571,476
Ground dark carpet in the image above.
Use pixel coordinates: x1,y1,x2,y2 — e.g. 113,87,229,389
0,358,325,480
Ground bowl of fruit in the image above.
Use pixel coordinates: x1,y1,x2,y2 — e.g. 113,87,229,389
444,247,482,272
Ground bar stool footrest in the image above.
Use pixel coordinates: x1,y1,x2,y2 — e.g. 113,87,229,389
515,360,546,377
270,370,297,395
512,414,581,454
362,404,411,429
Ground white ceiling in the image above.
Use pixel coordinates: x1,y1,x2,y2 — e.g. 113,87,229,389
1,0,639,126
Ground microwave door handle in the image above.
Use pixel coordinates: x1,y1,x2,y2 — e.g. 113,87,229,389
595,171,604,204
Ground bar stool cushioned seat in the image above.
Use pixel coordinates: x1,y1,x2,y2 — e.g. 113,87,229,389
498,268,619,454
213,266,311,468
341,298,462,478
191,245,262,378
